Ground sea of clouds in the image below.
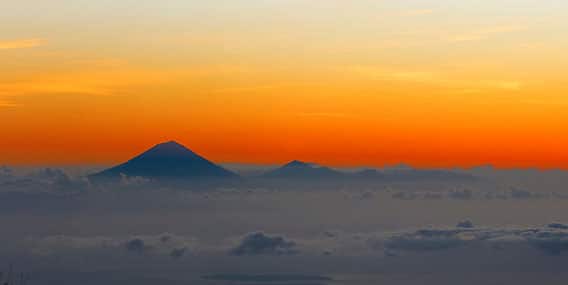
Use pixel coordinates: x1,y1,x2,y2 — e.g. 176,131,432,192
2,165,568,284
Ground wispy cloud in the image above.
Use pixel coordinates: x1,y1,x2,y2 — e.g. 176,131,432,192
296,112,348,118
346,66,522,92
0,99,19,108
210,82,322,94
0,38,46,50
404,9,434,16
448,25,526,42
0,62,257,98
0,66,165,97
346,66,439,85
0,76,116,97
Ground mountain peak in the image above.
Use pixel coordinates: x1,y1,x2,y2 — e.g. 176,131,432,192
161,140,183,146
262,160,344,179
153,140,189,150
137,140,198,159
283,160,313,168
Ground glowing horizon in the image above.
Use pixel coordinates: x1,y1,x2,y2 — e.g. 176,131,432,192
3,0,568,168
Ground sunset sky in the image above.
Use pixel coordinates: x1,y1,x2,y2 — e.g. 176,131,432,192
2,0,568,168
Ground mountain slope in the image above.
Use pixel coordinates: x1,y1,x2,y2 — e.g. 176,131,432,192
261,160,345,179
90,141,237,180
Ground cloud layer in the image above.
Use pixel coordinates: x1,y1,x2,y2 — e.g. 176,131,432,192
0,38,45,50
230,232,298,256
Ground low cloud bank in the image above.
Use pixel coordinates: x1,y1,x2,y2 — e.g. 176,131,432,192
391,188,564,201
230,232,298,256
27,233,194,259
0,166,89,193
380,222,568,255
202,273,332,283
14,222,568,264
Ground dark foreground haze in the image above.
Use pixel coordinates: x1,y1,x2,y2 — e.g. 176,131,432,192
3,159,568,285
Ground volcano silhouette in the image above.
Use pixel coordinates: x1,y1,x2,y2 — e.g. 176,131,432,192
90,141,237,180
261,160,345,179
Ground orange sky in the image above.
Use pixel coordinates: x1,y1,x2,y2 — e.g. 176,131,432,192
2,1,568,168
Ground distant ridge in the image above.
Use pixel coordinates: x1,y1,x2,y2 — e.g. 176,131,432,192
89,141,237,181
261,160,345,179
88,142,474,183
259,160,474,182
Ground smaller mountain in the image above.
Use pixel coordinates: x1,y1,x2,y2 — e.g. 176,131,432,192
261,160,345,179
89,141,237,181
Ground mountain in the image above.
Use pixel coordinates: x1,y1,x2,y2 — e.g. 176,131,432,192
261,160,345,179
89,141,237,181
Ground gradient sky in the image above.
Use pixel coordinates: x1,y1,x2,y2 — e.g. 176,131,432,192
2,0,568,167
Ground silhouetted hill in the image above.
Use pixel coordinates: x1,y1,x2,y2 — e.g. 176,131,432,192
261,160,345,179
89,141,237,181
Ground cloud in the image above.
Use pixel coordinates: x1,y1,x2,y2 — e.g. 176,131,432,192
404,9,434,16
448,189,474,200
423,192,444,200
119,173,151,186
210,82,315,94
381,224,568,255
202,274,332,283
169,247,188,259
160,234,173,243
448,25,526,42
508,187,549,199
389,188,557,202
0,100,19,108
28,233,196,258
0,166,14,180
392,191,418,200
346,66,522,92
0,38,45,50
0,167,89,193
457,220,475,229
32,168,73,185
391,189,475,201
0,69,155,96
548,223,568,230
125,238,147,253
25,224,568,259
0,63,255,99
385,229,470,252
230,232,298,256
527,231,568,255
296,112,349,118
27,235,116,256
